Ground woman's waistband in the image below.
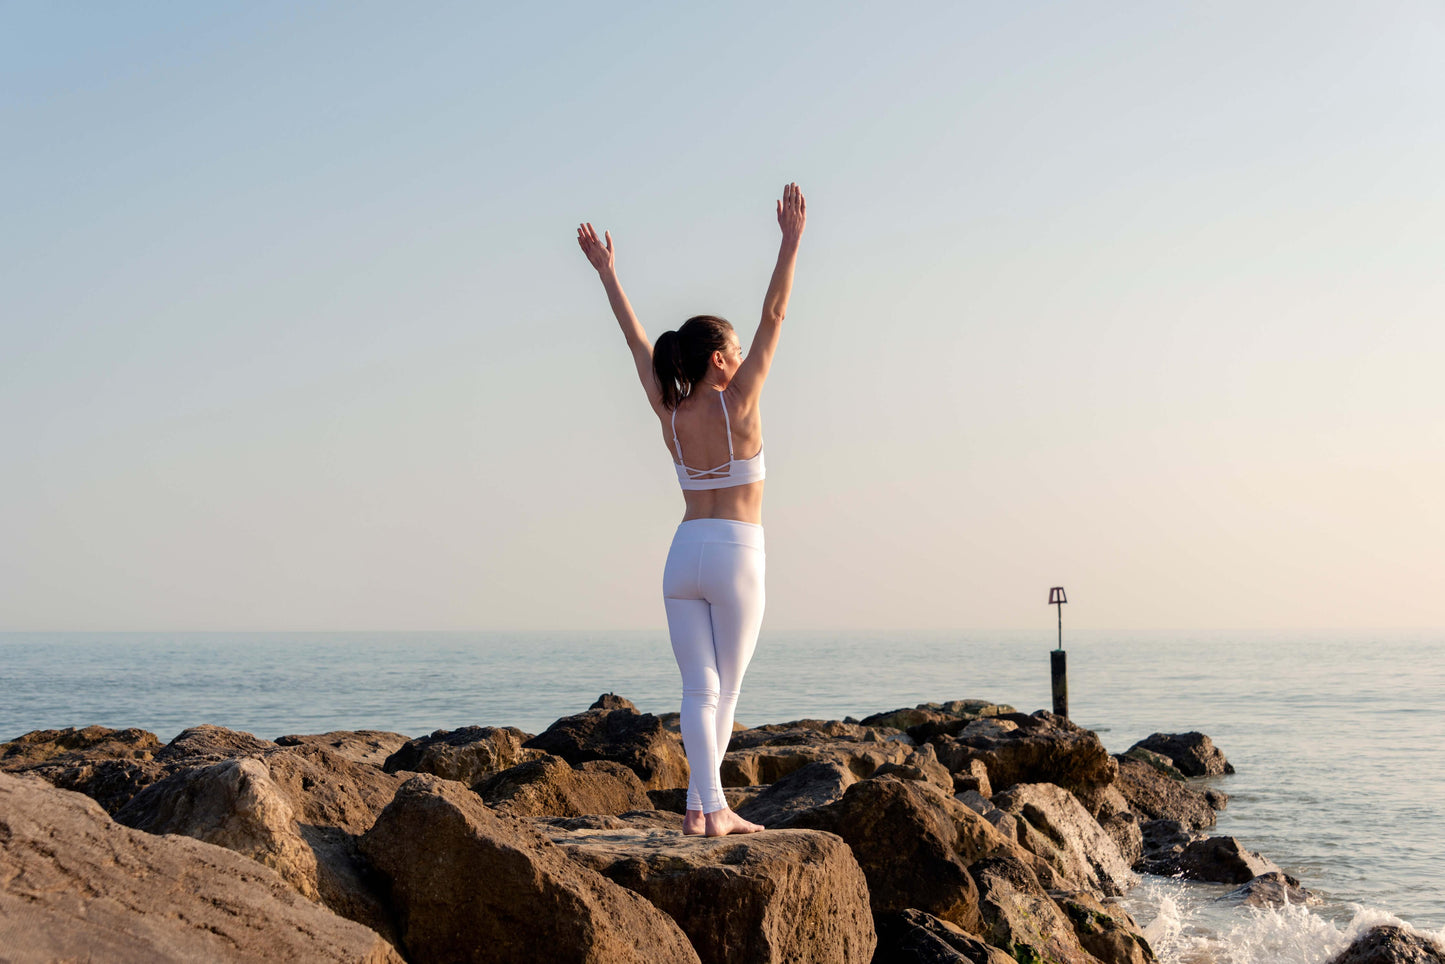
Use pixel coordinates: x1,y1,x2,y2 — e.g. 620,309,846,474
672,517,764,549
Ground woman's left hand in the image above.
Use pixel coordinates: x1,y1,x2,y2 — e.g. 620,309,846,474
577,222,616,278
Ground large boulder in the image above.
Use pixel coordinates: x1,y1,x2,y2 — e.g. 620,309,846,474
1328,925,1445,964
1113,755,1220,830
382,725,543,785
1127,732,1233,777
648,785,762,813
1138,819,1206,875
727,718,907,750
360,773,700,964
158,724,279,764
1078,783,1144,868
276,730,411,768
778,775,1018,932
0,772,403,963
477,754,653,817
872,909,1016,964
991,783,1137,896
721,739,923,787
551,824,876,964
525,699,690,790
859,700,1015,742
1054,892,1156,964
1148,834,1282,884
734,759,859,826
0,725,169,814
969,854,1100,964
929,711,1117,799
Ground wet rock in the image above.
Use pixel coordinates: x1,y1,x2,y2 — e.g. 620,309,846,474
360,774,699,964
0,772,403,964
1327,924,1445,964
382,725,543,785
778,775,1017,932
275,730,411,768
970,854,1099,964
551,824,876,964
721,739,916,786
1113,755,1220,830
525,699,690,790
1152,834,1282,884
477,754,653,817
1055,892,1156,964
1138,819,1206,874
872,909,1016,964
735,759,858,825
929,711,1117,799
1128,732,1234,777
991,782,1137,896
1221,870,1313,908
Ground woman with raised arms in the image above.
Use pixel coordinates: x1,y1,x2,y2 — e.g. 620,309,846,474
576,183,806,836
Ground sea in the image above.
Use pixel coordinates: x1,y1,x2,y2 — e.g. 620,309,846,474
2,628,1441,963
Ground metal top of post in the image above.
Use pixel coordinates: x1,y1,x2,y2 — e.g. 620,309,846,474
1049,586,1067,652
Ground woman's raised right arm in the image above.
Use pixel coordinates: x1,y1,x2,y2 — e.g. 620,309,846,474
734,183,806,396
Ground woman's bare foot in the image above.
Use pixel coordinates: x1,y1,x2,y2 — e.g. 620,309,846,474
683,808,705,835
704,807,764,837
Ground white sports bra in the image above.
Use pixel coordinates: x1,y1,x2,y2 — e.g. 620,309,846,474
671,391,766,491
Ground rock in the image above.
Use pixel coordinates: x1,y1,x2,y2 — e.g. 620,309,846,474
550,824,876,964
727,719,905,750
1120,746,1184,779
991,783,1137,896
1138,819,1207,875
1113,755,1220,830
778,775,1018,932
859,701,1015,742
1055,892,1157,964
659,711,752,737
950,759,992,798
1128,732,1233,777
1221,871,1313,908
1161,835,1282,884
158,724,279,763
722,739,917,787
534,810,684,832
0,725,169,814
0,772,403,963
525,701,690,790
734,760,859,825
1327,925,1445,964
860,706,955,731
929,711,1117,799
477,754,653,817
382,725,543,785
360,773,699,964
872,909,1016,963
275,730,411,767
117,744,405,941
592,692,639,712
1077,783,1144,869
970,854,1099,964
116,757,321,899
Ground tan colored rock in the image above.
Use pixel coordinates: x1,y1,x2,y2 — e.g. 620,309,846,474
551,825,876,964
872,909,1016,964
992,783,1137,896
0,725,168,814
930,711,1117,799
1327,924,1445,964
0,772,402,964
951,758,993,798
649,784,764,813
736,760,859,825
1055,892,1156,964
382,724,543,785
1113,755,1220,829
525,700,691,790
722,739,916,787
970,854,1099,964
158,723,279,763
478,754,653,817
779,775,1019,932
727,719,907,749
361,773,701,964
276,729,411,767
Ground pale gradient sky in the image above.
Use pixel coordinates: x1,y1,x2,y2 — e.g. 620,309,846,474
3,2,1442,632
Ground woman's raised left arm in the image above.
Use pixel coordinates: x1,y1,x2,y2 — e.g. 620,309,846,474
577,222,662,412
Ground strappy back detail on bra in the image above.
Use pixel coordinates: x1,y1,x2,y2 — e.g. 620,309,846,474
671,391,766,491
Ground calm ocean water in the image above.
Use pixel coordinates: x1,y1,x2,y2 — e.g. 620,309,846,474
2,629,1442,961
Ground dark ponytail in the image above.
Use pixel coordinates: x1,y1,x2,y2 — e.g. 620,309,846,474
652,315,734,410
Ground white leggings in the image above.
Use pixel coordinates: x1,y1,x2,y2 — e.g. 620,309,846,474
662,518,766,813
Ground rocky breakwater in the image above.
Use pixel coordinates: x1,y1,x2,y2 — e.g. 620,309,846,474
3,696,1437,963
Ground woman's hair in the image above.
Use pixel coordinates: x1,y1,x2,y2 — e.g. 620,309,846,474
652,315,735,410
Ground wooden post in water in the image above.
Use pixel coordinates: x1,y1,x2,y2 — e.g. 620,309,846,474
1048,587,1068,718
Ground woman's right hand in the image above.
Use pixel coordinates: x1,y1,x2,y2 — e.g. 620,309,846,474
576,222,616,278
776,183,806,243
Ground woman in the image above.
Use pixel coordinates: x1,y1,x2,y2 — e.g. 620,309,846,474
576,183,806,837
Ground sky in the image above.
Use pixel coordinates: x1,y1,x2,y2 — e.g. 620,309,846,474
2,2,1442,633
